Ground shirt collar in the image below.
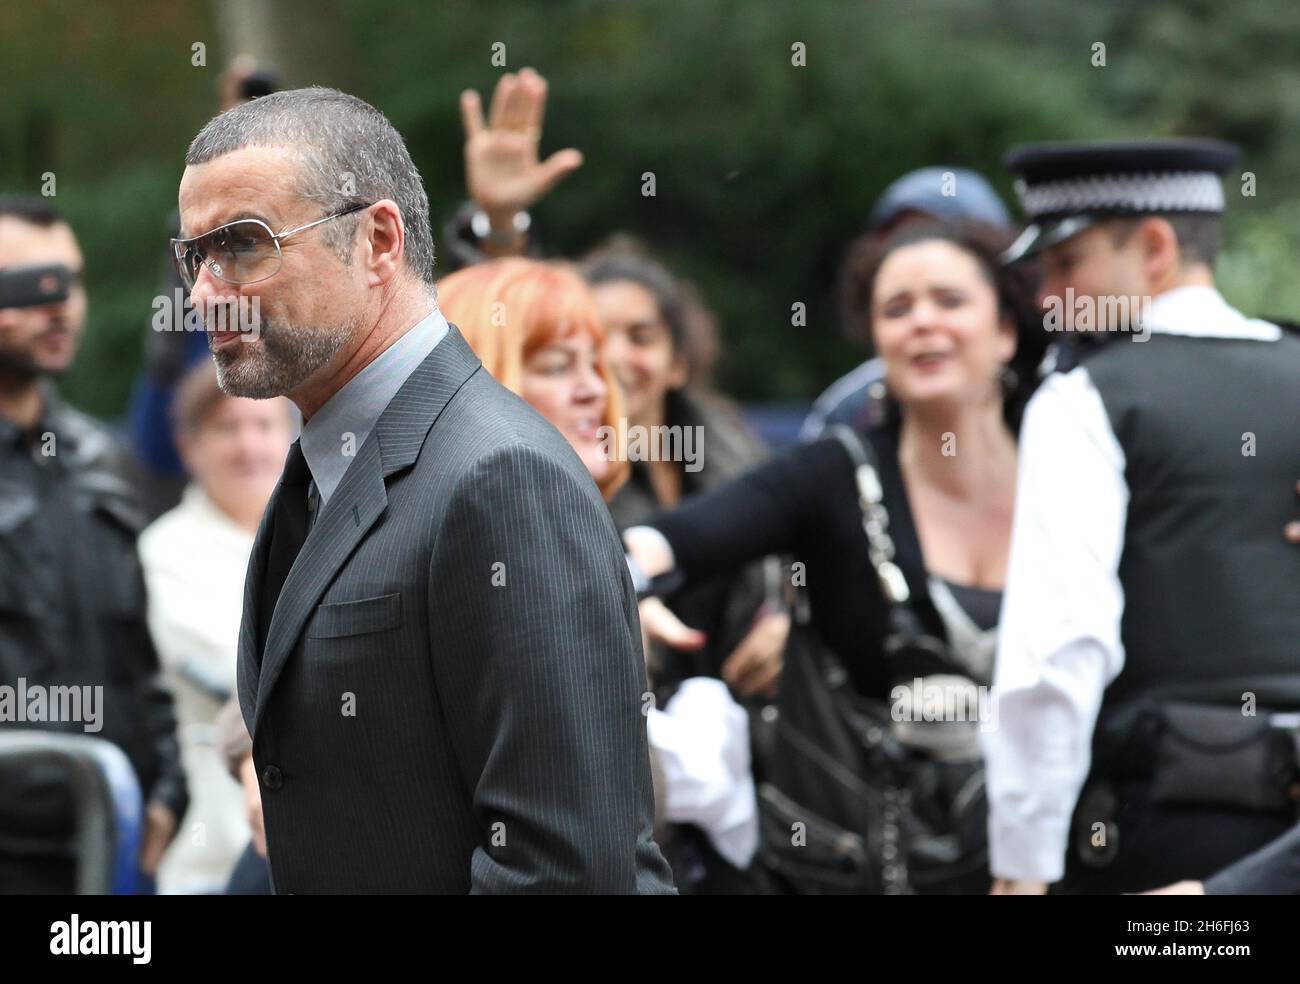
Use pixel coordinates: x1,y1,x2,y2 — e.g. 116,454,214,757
1140,284,1281,342
300,308,449,504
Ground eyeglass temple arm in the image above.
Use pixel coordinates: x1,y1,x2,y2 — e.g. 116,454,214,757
275,203,369,242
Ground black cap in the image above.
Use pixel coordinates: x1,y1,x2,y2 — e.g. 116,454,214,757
1001,138,1240,263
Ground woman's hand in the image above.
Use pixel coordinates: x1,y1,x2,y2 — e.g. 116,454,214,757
990,878,1049,894
460,67,583,228
638,596,706,654
721,608,789,698
1143,880,1205,895
625,527,706,653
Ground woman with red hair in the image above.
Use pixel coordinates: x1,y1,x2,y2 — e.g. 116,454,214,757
439,257,762,895
437,257,628,500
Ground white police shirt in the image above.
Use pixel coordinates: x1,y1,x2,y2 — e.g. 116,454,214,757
984,284,1282,882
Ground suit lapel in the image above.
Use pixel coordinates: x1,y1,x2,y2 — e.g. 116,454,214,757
237,498,274,734
253,438,388,729
247,324,482,736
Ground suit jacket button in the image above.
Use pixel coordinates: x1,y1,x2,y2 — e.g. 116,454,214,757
262,764,283,790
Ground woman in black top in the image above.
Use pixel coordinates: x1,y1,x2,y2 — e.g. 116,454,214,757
626,220,1046,702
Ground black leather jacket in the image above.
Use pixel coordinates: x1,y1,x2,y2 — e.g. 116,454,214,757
0,386,187,853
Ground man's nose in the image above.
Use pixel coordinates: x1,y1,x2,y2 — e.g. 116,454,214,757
187,260,235,311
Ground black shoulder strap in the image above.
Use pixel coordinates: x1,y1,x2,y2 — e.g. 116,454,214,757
827,425,965,682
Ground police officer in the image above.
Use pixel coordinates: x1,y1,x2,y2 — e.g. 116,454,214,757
983,139,1300,894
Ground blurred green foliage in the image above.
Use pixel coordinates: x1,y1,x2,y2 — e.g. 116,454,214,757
3,0,1299,419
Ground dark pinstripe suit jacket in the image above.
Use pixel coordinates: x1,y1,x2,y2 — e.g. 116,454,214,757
236,325,675,894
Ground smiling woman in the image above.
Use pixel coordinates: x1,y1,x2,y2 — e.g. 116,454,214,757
436,257,630,499
621,220,1051,893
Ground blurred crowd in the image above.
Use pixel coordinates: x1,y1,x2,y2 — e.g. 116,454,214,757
1,59,1298,896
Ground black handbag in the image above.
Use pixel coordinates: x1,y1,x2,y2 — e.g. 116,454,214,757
751,426,989,894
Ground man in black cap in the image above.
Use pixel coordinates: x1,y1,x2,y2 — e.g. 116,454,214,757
984,139,1300,894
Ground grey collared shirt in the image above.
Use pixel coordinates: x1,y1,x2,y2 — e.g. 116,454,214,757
300,308,449,506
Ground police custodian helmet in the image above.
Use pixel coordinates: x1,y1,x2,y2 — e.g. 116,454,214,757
1001,137,1240,263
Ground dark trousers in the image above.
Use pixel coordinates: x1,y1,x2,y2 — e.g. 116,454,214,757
659,824,765,895
225,841,272,895
1058,780,1295,894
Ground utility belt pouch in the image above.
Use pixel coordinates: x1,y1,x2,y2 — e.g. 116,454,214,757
1148,701,1300,813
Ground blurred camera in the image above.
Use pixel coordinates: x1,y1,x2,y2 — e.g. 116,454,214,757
0,263,73,310
238,68,282,101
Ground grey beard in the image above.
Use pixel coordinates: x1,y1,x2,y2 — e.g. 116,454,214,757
211,314,357,399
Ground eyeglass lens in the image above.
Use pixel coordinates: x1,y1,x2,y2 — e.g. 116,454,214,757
175,221,281,288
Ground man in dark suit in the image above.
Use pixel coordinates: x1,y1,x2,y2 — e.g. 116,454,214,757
173,86,674,893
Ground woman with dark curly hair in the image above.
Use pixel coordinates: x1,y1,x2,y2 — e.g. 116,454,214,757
624,220,1048,893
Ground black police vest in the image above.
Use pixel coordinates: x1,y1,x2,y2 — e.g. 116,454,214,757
1082,328,1300,713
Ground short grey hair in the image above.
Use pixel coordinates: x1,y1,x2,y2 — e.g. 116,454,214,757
185,87,435,284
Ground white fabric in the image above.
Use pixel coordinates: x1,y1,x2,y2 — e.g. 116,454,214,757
1135,284,1281,341
139,485,255,893
984,286,1283,881
647,678,758,869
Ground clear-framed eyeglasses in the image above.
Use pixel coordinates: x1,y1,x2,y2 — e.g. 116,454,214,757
170,202,372,290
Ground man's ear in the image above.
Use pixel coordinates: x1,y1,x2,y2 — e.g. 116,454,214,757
361,200,405,287
1138,216,1180,285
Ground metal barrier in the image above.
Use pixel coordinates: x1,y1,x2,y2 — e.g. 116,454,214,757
0,730,144,894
